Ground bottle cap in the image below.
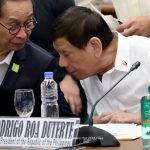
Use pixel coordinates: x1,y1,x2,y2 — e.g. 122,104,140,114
148,85,150,94
44,72,53,78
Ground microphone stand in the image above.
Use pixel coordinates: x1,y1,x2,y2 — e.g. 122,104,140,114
77,61,141,147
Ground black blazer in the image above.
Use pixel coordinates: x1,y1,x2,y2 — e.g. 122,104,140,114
0,40,75,117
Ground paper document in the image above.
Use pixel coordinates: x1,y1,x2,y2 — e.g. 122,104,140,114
80,124,141,140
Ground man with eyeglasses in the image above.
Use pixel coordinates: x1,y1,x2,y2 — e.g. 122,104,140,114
0,0,75,117
0,16,37,35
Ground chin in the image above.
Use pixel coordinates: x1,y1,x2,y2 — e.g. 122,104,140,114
74,74,88,80
80,74,95,80
71,71,90,80
12,44,25,51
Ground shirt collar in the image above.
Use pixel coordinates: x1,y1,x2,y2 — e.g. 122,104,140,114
114,33,131,72
104,33,131,75
0,51,14,65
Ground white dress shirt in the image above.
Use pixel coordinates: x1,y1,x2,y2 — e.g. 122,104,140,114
0,51,14,85
81,33,150,116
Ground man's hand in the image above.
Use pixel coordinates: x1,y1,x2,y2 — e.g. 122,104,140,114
93,110,141,124
117,16,150,37
59,75,82,115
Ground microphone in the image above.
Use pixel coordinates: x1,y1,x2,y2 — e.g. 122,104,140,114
89,61,141,126
77,61,141,147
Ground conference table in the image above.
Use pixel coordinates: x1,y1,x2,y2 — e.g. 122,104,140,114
86,138,146,150
0,138,149,150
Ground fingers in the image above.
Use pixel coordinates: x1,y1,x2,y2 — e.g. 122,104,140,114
98,114,112,123
109,116,122,123
66,95,82,115
93,112,112,124
121,27,136,36
69,100,77,115
117,21,132,32
117,21,136,36
59,74,82,116
101,111,136,123
93,110,134,124
117,25,126,33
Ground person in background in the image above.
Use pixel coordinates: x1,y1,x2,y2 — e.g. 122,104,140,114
112,0,150,37
0,0,75,117
117,16,150,37
50,6,150,124
30,0,88,123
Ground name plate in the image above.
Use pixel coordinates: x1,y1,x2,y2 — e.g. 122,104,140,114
0,117,80,148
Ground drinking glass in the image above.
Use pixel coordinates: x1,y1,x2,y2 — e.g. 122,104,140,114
14,89,35,117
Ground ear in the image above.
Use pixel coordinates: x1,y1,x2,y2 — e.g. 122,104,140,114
88,37,102,58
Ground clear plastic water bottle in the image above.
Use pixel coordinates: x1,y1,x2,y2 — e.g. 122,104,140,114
41,72,59,117
141,85,150,148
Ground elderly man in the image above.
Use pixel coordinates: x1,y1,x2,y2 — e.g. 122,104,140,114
0,0,75,117
50,6,150,124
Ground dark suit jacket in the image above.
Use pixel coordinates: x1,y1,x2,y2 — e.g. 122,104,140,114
30,0,75,55
0,40,75,117
30,0,75,80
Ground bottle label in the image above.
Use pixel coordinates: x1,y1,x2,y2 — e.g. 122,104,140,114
41,78,58,117
141,97,150,139
141,100,150,120
44,80,58,100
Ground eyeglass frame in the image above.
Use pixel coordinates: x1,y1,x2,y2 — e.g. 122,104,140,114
0,17,37,35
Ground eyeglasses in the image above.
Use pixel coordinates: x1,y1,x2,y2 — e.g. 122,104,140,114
0,17,37,35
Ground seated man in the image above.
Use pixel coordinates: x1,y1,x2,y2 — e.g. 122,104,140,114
0,0,75,117
50,6,150,124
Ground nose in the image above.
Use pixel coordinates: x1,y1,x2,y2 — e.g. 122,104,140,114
16,27,28,39
59,55,68,68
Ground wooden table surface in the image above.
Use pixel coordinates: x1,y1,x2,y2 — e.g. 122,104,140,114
0,138,149,150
